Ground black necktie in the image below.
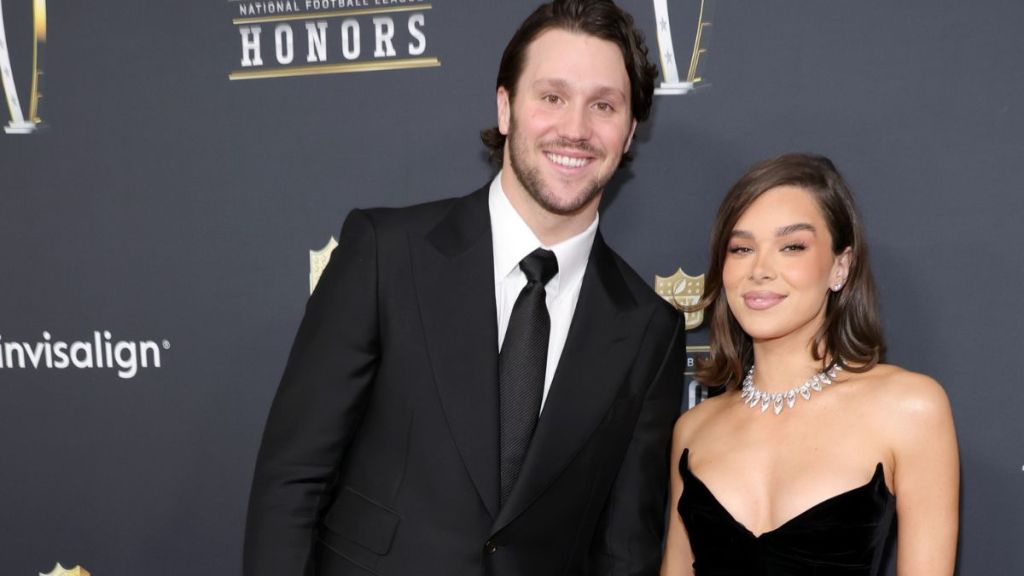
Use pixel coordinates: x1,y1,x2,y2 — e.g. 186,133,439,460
499,248,559,507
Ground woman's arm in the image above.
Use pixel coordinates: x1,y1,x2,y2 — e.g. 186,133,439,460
889,372,960,576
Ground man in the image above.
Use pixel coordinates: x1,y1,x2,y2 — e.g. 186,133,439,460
243,1,684,575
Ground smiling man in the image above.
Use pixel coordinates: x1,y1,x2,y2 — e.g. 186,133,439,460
497,28,635,244
243,2,685,575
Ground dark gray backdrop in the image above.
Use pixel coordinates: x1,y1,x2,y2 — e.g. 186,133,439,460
1,1,1021,574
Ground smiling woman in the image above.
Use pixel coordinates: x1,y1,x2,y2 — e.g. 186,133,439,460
694,155,883,389
660,154,960,576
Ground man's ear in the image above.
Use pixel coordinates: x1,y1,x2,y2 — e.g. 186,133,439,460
497,87,511,135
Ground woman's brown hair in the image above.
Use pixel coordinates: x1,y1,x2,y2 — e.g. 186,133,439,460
691,153,886,388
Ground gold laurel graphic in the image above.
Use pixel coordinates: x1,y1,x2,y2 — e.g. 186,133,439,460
687,0,710,83
34,0,45,38
30,0,46,121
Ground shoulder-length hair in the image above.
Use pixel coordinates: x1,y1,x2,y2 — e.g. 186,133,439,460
691,153,886,388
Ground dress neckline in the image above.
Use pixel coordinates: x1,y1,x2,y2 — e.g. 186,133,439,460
680,448,892,539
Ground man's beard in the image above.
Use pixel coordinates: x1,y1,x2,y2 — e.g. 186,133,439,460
506,116,614,216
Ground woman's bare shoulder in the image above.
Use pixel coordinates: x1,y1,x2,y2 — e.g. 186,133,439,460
673,389,734,446
854,364,954,438
860,364,949,409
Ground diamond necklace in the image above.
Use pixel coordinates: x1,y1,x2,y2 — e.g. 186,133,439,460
740,363,843,415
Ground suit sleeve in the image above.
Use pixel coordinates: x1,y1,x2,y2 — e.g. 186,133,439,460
591,311,686,576
243,209,381,576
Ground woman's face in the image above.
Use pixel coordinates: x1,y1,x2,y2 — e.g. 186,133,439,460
722,185,850,346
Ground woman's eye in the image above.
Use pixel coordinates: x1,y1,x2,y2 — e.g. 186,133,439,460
782,243,807,252
727,245,752,255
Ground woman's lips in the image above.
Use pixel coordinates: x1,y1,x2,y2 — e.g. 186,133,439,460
743,291,786,310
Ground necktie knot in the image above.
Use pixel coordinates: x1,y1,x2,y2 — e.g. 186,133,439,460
519,248,558,286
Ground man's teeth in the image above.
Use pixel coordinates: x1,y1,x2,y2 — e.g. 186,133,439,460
547,153,589,168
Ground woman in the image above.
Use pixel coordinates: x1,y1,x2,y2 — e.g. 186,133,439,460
661,154,959,575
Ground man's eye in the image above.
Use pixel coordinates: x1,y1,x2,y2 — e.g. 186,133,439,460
594,102,614,112
543,94,562,104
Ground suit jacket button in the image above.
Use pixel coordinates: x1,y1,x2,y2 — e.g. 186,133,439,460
484,540,497,554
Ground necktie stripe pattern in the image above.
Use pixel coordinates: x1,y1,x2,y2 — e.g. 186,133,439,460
499,248,558,507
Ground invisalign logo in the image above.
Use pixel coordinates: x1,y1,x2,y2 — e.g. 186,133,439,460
0,331,170,379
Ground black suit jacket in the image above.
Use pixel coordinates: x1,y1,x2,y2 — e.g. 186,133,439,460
243,187,685,576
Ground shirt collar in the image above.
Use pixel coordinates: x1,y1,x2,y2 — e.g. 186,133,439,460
489,171,598,297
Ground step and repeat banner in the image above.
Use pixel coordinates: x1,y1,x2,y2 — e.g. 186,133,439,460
2,1,1021,574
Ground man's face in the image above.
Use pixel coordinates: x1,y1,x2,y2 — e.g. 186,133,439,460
498,28,637,216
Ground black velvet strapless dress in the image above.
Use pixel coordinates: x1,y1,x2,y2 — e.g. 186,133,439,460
678,449,896,575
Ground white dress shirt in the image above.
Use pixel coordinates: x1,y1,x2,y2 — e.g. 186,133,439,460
488,172,598,412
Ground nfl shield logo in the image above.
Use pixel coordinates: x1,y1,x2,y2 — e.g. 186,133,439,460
654,268,705,330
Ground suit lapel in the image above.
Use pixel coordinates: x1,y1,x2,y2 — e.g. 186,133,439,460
492,233,653,533
411,188,501,518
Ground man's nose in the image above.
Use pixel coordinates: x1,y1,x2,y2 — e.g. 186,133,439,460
558,103,592,142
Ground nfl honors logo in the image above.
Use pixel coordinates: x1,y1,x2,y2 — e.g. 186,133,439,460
229,2,440,81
